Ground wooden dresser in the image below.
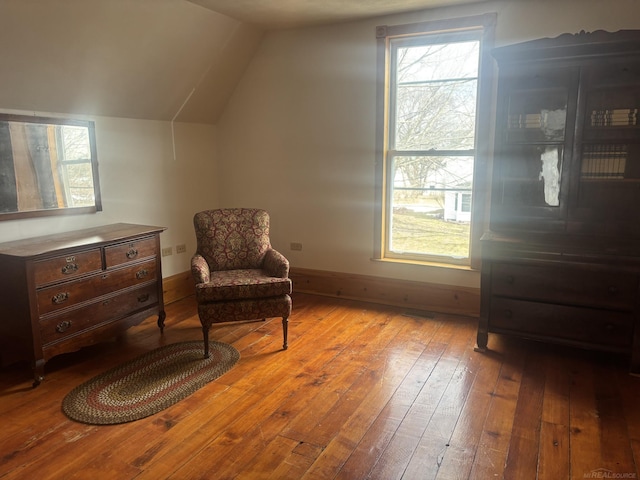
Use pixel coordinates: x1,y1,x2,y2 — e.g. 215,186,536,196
0,223,166,385
478,31,640,373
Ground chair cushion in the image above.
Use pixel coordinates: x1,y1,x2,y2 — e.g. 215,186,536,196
195,269,292,303
198,295,292,326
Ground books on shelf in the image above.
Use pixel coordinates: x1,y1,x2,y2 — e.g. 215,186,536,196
508,109,566,131
590,108,638,127
508,113,541,129
581,144,627,178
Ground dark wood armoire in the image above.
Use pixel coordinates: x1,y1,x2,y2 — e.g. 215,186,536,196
478,30,640,373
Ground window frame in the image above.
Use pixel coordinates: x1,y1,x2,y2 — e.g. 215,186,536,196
374,14,496,269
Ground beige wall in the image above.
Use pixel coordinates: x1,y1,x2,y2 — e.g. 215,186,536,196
0,112,217,278
216,0,640,288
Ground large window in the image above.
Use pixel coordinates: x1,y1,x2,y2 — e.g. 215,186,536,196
375,15,495,267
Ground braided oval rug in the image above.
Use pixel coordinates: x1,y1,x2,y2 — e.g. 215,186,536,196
62,341,239,425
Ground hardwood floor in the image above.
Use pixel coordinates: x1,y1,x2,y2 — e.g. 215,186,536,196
1,293,639,479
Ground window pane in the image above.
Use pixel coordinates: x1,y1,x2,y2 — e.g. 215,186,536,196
389,206,471,258
394,41,479,150
60,126,91,161
64,163,95,207
392,155,474,190
396,41,479,82
389,155,473,258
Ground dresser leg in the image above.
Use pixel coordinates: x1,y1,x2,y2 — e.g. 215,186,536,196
474,331,488,353
157,310,166,334
32,360,45,388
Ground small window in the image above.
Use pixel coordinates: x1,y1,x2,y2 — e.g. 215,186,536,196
461,193,472,213
374,15,495,267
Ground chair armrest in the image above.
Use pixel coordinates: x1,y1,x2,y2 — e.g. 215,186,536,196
263,248,290,278
191,254,211,284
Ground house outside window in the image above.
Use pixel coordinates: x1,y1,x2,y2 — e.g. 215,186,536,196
445,191,472,223
374,15,495,268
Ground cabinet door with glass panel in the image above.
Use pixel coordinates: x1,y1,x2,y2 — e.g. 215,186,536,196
490,65,579,232
568,61,640,237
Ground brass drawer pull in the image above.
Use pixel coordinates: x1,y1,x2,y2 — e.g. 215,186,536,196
126,248,139,259
138,293,150,303
61,263,79,275
52,292,70,305
136,269,149,279
56,320,72,333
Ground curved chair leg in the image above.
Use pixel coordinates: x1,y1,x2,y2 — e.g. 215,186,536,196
282,316,289,350
202,324,211,358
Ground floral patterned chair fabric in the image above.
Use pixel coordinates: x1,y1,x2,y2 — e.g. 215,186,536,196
191,208,292,357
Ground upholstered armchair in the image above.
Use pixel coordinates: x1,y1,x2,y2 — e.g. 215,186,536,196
191,208,292,357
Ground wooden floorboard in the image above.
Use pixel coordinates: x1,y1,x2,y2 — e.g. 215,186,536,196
1,293,640,479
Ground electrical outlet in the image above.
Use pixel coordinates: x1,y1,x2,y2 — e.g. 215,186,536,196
176,244,187,254
290,242,303,251
161,246,173,257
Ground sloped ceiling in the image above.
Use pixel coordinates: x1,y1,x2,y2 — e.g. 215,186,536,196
0,0,263,124
0,0,485,124
187,0,490,29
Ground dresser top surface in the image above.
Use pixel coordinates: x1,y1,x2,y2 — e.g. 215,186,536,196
0,223,166,258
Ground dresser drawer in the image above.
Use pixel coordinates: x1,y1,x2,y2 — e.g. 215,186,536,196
105,236,157,268
39,283,159,345
490,297,634,348
491,262,638,310
33,249,103,287
37,259,158,315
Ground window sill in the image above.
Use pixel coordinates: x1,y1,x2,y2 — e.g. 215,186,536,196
370,256,475,271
